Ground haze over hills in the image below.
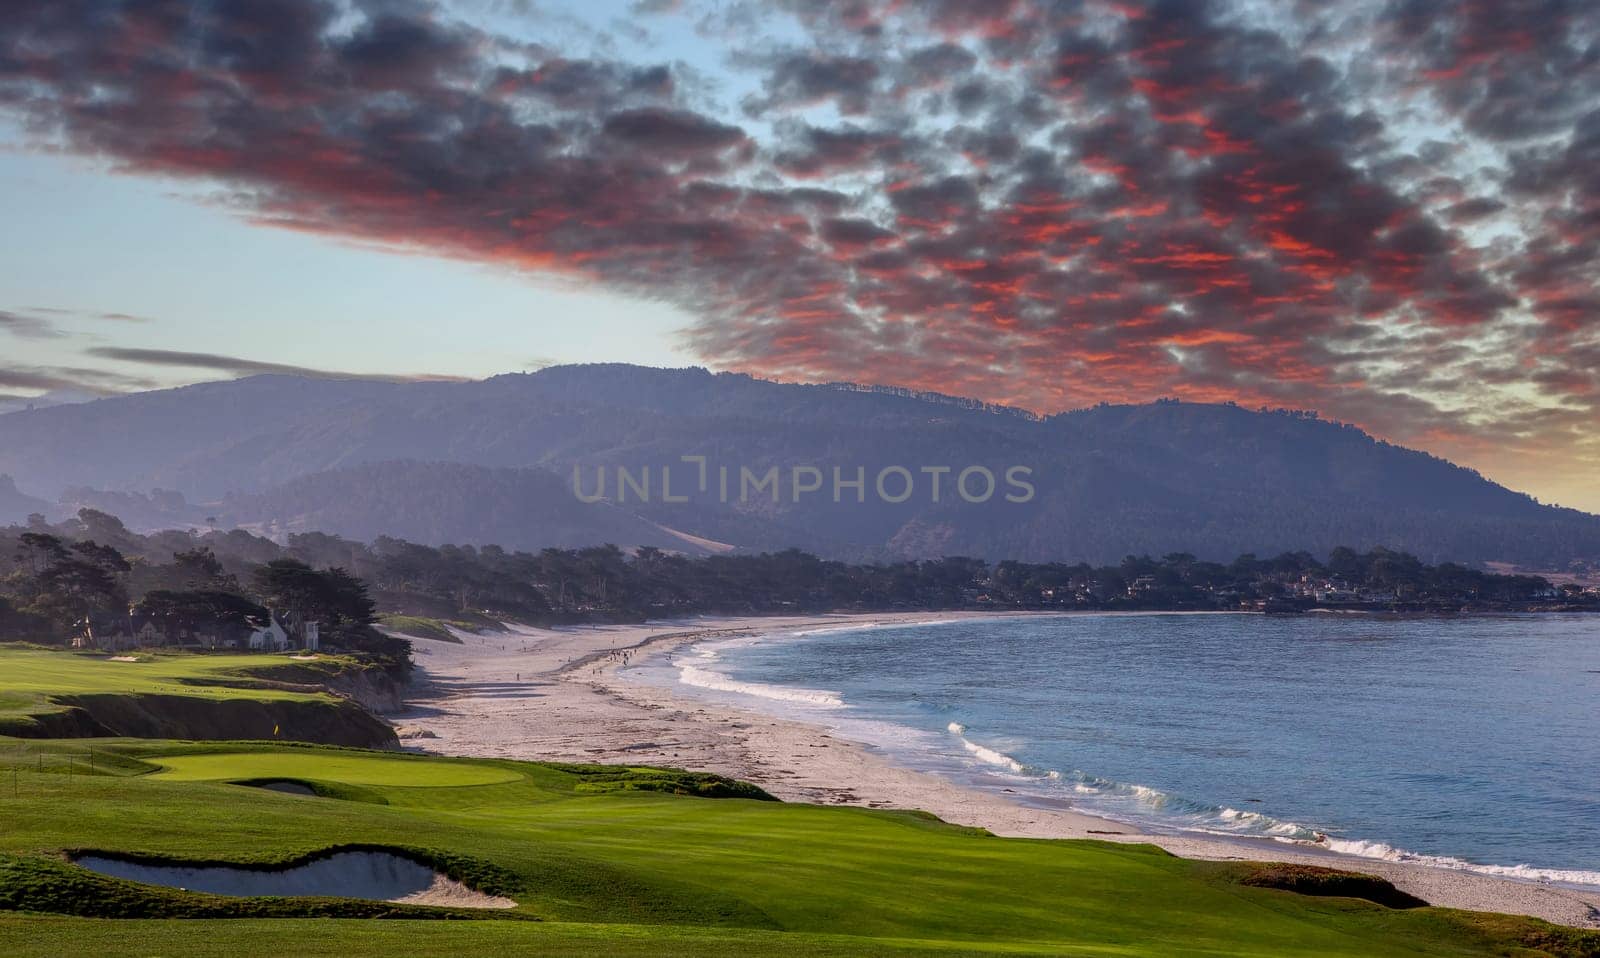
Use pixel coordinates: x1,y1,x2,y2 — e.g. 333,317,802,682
0,476,51,523
0,364,1595,567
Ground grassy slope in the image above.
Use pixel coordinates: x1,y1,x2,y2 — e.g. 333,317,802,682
0,649,316,705
0,741,1594,957
0,649,394,747
375,615,471,644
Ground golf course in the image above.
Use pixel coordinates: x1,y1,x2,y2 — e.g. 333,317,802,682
0,649,396,747
1,733,1597,957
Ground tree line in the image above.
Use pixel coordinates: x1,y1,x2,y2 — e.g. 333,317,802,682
2,510,1585,667
0,510,406,670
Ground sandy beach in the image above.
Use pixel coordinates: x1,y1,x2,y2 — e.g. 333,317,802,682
393,613,1600,928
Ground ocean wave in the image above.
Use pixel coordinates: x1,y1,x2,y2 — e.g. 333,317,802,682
939,723,1600,888
945,724,1317,838
670,635,846,709
958,739,1028,774
945,725,1036,776
676,664,845,708
1317,838,1600,886
787,617,977,639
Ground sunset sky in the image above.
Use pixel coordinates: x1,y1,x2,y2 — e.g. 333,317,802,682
1,0,1597,511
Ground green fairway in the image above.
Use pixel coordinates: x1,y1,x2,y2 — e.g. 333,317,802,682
0,648,396,747
0,648,348,737
0,649,325,714
147,751,523,786
0,741,1594,957
0,917,1186,957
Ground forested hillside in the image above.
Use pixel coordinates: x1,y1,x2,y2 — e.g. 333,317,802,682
0,366,1595,567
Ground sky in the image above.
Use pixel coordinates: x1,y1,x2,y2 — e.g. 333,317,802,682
0,0,1596,512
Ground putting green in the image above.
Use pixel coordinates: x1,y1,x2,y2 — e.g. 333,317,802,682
148,752,523,787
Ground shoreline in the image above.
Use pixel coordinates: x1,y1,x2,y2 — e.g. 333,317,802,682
394,611,1600,929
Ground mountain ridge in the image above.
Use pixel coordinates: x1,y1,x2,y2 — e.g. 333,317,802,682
0,364,1593,566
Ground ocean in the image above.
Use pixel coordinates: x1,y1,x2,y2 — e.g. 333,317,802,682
629,612,1600,886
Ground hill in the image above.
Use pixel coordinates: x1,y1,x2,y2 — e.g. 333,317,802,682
218,461,723,555
0,365,1595,566
0,476,51,526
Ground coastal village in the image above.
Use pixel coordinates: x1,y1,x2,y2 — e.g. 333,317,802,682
960,555,1599,614
1103,571,1591,612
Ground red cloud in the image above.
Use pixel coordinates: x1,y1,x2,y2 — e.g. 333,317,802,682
2,0,1596,500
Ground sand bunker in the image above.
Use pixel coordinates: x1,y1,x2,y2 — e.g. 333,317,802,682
74,850,516,909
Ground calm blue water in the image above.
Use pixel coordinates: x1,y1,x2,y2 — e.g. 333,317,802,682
638,613,1600,885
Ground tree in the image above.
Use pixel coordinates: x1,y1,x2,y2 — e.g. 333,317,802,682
1327,546,1362,581
16,532,67,576
21,539,132,634
171,547,239,592
252,558,326,625
136,590,270,629
318,567,378,630
0,594,46,639
252,558,377,634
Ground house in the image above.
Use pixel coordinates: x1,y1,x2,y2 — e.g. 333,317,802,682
132,618,166,646
275,611,321,652
247,613,320,652
77,605,321,654
75,612,172,651
1314,587,1362,604
248,616,290,652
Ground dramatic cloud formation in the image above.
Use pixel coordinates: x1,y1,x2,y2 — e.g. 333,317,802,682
85,348,469,383
1,0,1596,504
